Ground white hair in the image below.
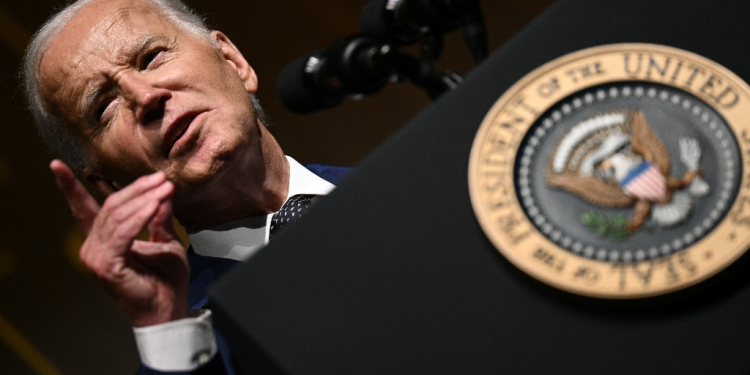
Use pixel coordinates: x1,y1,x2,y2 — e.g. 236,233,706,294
22,0,265,173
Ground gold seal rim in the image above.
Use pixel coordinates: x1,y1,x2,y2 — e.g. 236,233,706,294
468,43,750,299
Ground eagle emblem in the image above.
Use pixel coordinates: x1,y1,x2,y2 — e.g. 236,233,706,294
546,110,710,234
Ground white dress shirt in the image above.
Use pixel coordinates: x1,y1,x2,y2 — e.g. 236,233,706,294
134,156,336,371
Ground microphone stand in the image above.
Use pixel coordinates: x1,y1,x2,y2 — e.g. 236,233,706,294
277,0,487,113
332,33,463,101
372,42,463,100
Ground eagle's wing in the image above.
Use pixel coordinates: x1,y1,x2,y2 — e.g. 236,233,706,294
547,172,634,207
629,110,670,175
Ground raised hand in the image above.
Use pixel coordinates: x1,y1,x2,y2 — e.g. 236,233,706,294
50,160,189,327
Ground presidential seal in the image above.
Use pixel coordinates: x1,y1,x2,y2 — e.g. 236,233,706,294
468,44,750,298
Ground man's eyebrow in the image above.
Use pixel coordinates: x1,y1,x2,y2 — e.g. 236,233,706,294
124,34,170,63
80,35,169,118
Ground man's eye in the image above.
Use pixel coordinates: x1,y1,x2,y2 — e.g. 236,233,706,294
97,100,113,122
141,50,162,69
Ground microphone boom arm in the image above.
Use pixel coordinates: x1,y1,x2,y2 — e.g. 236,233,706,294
373,43,463,99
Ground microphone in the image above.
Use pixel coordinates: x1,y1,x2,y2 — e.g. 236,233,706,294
359,0,487,63
276,50,343,114
359,0,465,44
276,35,391,114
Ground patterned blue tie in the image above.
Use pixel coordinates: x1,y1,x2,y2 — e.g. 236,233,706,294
269,194,316,238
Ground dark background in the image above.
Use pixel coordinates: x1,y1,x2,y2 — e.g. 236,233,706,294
0,0,553,374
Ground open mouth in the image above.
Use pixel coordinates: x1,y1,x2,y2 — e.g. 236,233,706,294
165,114,197,156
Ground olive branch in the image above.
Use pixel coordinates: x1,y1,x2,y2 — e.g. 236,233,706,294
580,211,630,240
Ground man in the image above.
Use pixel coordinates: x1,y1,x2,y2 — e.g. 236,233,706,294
23,0,348,372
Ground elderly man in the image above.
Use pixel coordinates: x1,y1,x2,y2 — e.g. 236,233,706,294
23,0,349,372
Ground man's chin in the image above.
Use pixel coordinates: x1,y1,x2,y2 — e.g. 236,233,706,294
172,166,223,191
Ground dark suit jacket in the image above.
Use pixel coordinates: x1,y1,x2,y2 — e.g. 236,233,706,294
137,164,352,375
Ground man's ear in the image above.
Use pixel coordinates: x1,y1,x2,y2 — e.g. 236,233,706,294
83,167,118,196
211,30,258,94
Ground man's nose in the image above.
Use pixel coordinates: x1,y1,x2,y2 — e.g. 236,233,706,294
120,75,171,124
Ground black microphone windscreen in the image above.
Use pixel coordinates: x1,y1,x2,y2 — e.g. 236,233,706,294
276,51,330,114
359,0,399,42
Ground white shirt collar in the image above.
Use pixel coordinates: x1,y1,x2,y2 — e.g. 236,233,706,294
186,156,335,261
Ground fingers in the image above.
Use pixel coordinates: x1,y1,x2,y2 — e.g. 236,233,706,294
148,189,178,243
50,160,100,234
52,162,190,327
89,179,174,255
118,239,190,326
79,173,173,276
104,170,168,208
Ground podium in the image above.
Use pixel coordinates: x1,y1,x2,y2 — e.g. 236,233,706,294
211,0,750,373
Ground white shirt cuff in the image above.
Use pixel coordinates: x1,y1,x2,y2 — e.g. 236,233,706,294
133,310,217,371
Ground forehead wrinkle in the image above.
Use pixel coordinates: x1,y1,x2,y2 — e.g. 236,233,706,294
40,0,190,128
38,45,91,125
83,14,174,120
39,9,125,119
80,34,168,118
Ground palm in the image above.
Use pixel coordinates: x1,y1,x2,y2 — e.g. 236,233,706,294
52,160,190,327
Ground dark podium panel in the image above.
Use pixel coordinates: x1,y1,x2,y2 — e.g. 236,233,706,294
211,0,750,373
